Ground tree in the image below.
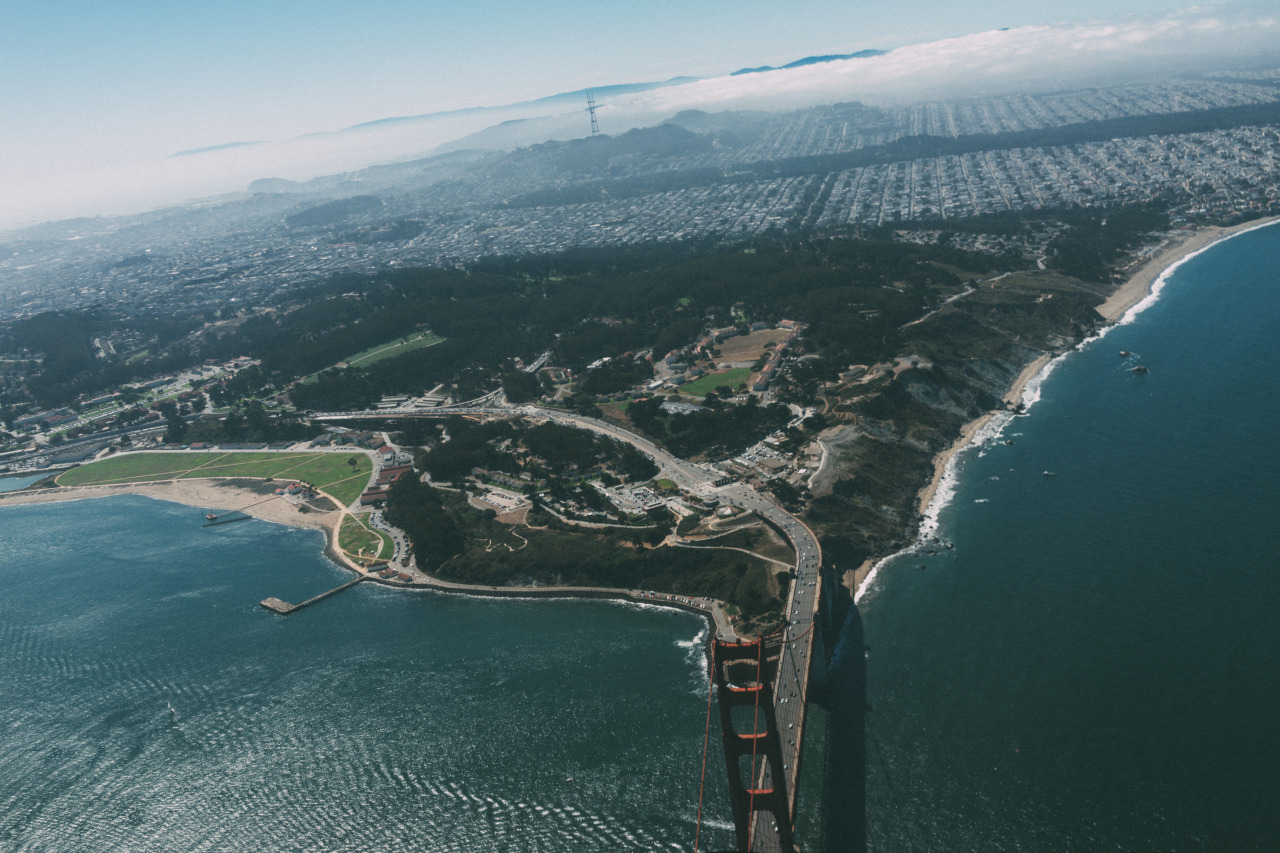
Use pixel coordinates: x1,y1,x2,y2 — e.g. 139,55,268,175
501,371,542,403
159,401,187,444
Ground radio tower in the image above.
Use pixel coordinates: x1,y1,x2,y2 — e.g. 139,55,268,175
587,91,601,136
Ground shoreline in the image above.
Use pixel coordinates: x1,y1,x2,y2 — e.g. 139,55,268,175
14,217,1279,621
0,478,337,532
1096,215,1280,324
1,477,738,636
855,215,1280,602
0,479,360,571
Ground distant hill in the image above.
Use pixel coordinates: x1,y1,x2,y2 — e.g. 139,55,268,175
731,50,887,76
247,177,305,194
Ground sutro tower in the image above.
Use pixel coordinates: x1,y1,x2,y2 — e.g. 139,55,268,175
587,91,601,136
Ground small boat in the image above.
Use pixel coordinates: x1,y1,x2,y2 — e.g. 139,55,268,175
1119,350,1132,357
1132,365,1148,374
205,513,218,521
1043,471,1057,479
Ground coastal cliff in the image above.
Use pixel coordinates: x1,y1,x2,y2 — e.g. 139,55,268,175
804,268,1109,576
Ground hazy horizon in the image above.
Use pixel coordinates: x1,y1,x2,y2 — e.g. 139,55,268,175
5,1,1279,232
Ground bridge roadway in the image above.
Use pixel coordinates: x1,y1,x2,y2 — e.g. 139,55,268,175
315,403,822,845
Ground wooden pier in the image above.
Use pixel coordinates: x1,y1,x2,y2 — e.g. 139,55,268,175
260,577,365,615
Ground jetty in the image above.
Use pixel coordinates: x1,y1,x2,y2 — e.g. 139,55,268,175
202,514,251,528
260,577,365,615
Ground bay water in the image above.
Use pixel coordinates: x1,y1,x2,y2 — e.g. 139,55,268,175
0,495,732,851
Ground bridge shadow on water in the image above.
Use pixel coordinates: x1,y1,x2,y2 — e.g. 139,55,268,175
807,579,868,853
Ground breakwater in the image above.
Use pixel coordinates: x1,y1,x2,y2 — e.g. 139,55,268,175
369,574,731,636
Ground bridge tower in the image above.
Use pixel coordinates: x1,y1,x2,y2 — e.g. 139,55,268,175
712,636,795,852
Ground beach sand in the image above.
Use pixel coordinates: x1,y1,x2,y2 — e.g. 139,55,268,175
1098,216,1280,321
0,478,329,527
0,478,362,568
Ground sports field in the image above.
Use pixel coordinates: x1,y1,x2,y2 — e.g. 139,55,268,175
57,451,374,507
343,331,442,367
678,367,751,397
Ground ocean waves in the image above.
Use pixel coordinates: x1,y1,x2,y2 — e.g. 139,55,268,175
0,496,730,851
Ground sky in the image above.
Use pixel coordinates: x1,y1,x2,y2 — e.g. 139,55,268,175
3,0,1279,230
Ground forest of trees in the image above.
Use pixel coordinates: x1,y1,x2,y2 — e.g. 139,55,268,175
627,394,792,459
415,416,658,484
4,205,1168,452
250,231,1019,418
383,476,466,569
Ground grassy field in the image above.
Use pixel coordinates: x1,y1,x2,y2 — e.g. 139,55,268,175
58,451,374,507
343,331,442,368
679,367,752,397
338,513,394,564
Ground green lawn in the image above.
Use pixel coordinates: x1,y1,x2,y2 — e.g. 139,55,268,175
58,451,374,507
338,513,394,563
343,331,442,368
678,367,752,398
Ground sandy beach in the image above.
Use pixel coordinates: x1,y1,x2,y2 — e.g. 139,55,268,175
1097,216,1280,322
0,478,361,567
0,477,330,527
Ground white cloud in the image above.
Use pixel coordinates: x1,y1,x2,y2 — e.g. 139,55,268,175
3,9,1277,231
607,10,1277,114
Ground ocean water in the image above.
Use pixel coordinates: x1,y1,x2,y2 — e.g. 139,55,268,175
857,222,1280,851
0,495,733,851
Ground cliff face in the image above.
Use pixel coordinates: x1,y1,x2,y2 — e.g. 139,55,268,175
803,270,1107,571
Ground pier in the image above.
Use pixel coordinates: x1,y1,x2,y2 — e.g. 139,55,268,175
201,514,251,528
260,577,365,614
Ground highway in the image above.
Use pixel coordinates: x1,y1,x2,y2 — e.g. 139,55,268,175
513,406,824,844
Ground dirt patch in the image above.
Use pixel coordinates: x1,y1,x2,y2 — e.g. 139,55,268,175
807,423,862,497
715,328,791,365
306,494,341,513
495,505,530,525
